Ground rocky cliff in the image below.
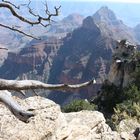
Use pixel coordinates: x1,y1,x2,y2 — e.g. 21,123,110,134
47,15,116,105
134,24,140,43
0,7,139,105
0,12,115,105
49,13,84,34
0,96,139,140
108,39,137,87
93,6,138,43
0,13,84,80
0,13,83,51
0,36,62,82
47,7,140,105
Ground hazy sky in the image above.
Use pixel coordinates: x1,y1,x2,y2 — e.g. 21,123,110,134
57,0,140,3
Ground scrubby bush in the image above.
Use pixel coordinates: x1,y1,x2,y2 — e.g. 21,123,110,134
115,101,140,120
93,83,123,114
123,85,140,102
62,99,97,113
107,100,140,130
94,60,140,129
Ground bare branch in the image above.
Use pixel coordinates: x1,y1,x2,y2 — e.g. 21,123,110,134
27,0,39,18
0,47,8,50
2,0,20,9
0,79,95,122
0,79,95,91
32,89,39,96
15,90,26,97
0,23,41,40
2,0,30,9
0,3,36,25
0,3,60,26
0,1,61,39
0,90,34,122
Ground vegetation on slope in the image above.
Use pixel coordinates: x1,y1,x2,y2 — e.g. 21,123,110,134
62,99,97,113
63,50,140,130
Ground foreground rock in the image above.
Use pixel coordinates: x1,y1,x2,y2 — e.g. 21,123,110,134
0,97,137,140
0,96,62,140
118,119,140,140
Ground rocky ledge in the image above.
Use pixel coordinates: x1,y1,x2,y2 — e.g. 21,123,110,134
0,96,139,140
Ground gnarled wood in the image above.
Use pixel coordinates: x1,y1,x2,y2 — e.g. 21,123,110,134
0,78,95,91
0,1,60,39
0,79,96,122
0,90,34,122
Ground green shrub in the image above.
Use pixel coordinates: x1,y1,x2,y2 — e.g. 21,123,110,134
107,100,140,130
93,83,123,113
123,85,140,102
115,101,140,121
92,51,140,129
62,99,97,113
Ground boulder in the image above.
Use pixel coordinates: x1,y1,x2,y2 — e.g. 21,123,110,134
118,119,140,140
0,96,62,140
0,97,138,140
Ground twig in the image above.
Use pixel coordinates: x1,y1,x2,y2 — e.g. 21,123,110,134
0,23,41,40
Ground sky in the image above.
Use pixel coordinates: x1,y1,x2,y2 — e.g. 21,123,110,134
33,0,140,3
9,0,140,27
68,0,140,3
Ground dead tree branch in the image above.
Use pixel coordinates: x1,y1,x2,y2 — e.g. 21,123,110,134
0,78,95,91
2,0,20,9
0,3,60,26
0,23,40,40
0,78,95,122
0,1,61,39
0,47,8,50
0,90,34,122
